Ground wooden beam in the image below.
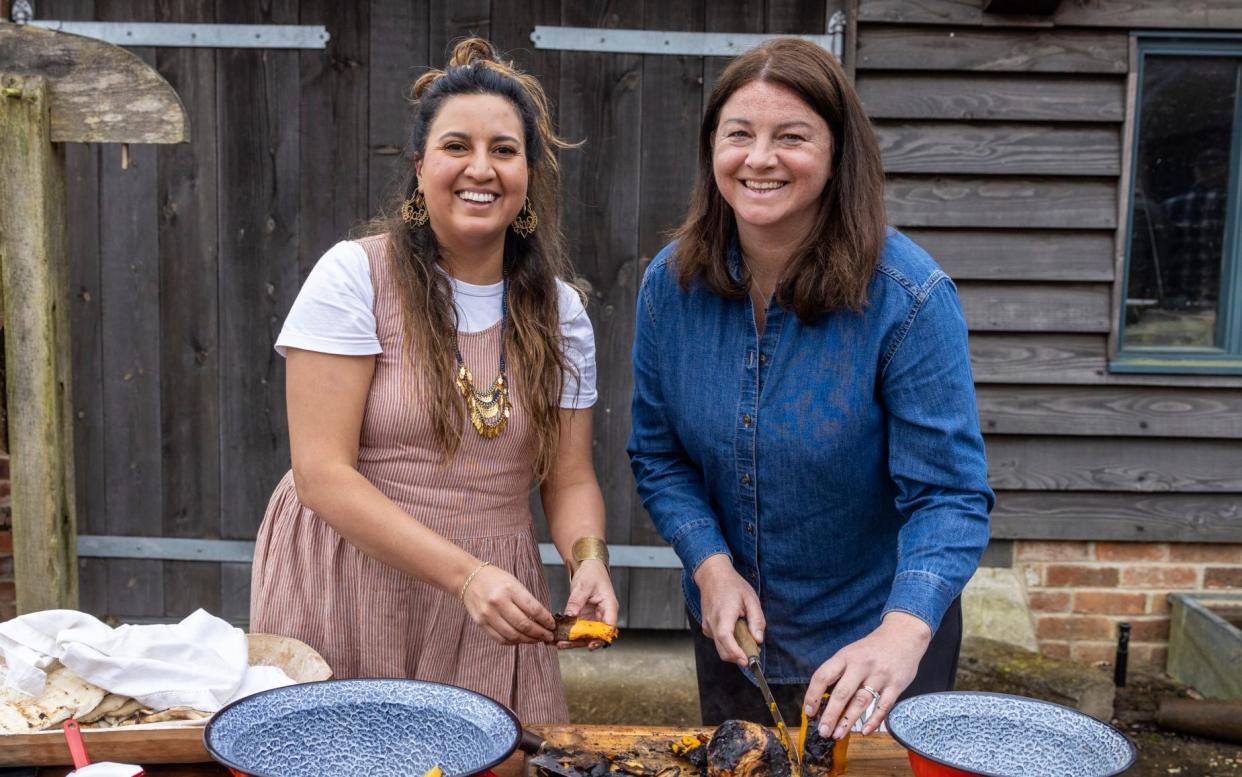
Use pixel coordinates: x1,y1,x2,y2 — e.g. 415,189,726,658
0,22,187,144
885,176,1117,229
984,0,1061,14
855,26,1128,74
859,74,1124,122
876,122,1120,176
991,492,1242,542
0,74,78,613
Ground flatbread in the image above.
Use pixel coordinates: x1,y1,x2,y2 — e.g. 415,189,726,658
0,664,107,734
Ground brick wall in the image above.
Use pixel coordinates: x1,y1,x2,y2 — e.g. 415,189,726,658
1015,540,1242,670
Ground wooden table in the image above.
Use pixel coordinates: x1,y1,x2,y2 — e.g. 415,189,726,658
25,724,913,776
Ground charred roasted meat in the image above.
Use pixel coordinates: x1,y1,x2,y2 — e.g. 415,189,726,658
706,720,791,777
554,614,620,645
670,734,708,769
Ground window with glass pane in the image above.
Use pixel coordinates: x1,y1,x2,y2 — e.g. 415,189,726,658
1118,40,1242,372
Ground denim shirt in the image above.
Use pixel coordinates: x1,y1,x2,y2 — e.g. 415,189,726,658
627,229,993,683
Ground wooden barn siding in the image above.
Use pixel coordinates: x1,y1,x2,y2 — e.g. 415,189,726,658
50,0,1242,628
857,0,1242,546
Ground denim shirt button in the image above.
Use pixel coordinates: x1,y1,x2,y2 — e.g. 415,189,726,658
758,353,768,364
745,522,754,534
740,473,751,486
742,413,752,427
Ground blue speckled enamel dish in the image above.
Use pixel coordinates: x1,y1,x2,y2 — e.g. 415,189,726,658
886,691,1137,777
204,679,521,777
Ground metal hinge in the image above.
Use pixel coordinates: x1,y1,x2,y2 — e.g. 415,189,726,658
532,10,847,62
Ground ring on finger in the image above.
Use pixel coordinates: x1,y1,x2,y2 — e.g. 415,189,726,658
861,685,881,702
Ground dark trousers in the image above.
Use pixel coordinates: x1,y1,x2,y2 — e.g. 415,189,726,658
692,598,963,726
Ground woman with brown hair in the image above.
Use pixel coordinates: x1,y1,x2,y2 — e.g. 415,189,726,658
628,38,992,738
250,38,617,724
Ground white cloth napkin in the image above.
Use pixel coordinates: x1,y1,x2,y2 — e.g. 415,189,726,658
0,609,294,712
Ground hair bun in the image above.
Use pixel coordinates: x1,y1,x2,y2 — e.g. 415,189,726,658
447,37,502,68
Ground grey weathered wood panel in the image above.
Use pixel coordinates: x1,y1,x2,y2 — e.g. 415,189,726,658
558,0,645,627
367,0,427,216
877,123,1120,176
987,437,1242,492
991,492,1242,543
220,562,251,626
768,0,827,33
957,282,1111,333
98,0,163,619
703,0,764,108
977,385,1242,438
860,74,1124,122
906,229,1113,281
969,333,1242,388
886,176,1118,229
216,0,300,545
300,0,369,274
52,0,105,545
155,0,221,615
429,0,491,64
626,0,705,629
858,0,1242,29
855,25,1128,73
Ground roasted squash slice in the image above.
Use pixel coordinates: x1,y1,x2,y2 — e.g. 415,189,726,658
553,614,620,644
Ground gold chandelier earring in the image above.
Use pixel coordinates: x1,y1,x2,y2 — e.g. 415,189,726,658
511,198,538,238
400,189,429,228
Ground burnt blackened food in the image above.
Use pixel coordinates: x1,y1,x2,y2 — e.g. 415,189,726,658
706,720,791,777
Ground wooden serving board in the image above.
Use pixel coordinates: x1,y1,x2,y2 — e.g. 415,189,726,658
22,724,913,776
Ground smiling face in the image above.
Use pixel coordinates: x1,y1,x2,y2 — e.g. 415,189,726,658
415,93,529,259
712,80,834,243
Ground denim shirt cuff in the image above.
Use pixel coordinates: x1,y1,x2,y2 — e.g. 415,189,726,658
882,570,955,633
671,519,733,576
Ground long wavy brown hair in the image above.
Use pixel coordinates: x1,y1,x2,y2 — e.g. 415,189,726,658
367,38,579,480
673,38,887,319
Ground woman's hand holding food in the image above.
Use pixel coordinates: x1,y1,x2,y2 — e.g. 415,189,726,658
803,611,932,738
461,563,556,645
558,559,619,650
694,553,765,666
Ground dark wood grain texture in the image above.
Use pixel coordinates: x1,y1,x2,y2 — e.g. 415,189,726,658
96,0,163,618
885,176,1117,229
429,0,491,64
905,228,1114,281
855,25,1128,73
627,0,704,628
876,122,1119,176
558,0,644,626
154,0,221,617
215,0,300,552
969,333,1242,388
987,436,1242,492
992,492,1242,542
957,282,1111,332
859,0,1242,28
859,74,1124,122
367,0,427,215
977,385,1242,438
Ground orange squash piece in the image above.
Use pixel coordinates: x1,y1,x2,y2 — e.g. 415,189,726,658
554,614,619,644
797,694,849,777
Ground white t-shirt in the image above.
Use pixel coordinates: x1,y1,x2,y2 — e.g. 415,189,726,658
275,240,597,408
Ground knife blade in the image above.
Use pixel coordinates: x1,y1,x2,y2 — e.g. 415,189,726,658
733,619,804,775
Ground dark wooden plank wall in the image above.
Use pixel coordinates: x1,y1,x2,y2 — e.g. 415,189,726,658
48,0,845,628
51,0,1242,629
855,0,1242,547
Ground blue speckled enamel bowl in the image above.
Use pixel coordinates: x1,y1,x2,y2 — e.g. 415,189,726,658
204,679,521,777
886,691,1137,777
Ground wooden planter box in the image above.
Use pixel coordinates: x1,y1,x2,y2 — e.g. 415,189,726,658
1167,592,1242,699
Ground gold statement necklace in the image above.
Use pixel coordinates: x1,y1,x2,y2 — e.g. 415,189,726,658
452,268,511,439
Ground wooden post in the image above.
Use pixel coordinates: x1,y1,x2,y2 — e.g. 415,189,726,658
0,73,78,612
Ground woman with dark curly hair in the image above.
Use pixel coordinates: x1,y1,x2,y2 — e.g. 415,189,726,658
629,38,992,738
251,38,617,724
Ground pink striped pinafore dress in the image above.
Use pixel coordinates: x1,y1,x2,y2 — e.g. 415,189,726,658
250,234,569,723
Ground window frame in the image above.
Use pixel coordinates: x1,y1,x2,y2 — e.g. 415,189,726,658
1113,35,1242,375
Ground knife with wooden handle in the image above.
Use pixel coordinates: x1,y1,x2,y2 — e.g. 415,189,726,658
734,619,804,774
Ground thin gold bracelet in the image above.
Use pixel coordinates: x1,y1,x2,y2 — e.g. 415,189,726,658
459,560,492,602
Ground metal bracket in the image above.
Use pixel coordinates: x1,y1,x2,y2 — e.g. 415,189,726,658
22,21,329,49
531,8,848,62
77,535,685,569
